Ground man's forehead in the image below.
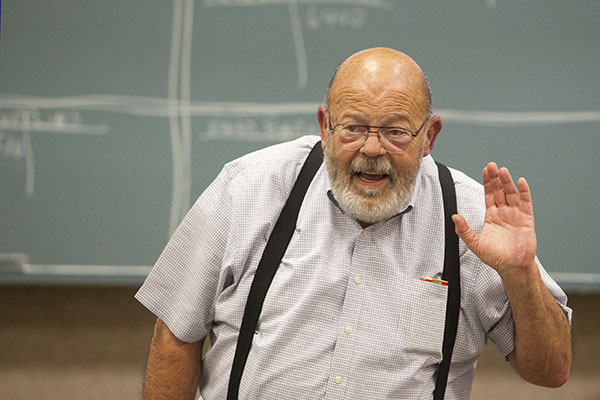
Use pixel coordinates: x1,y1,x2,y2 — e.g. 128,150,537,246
331,83,422,102
329,86,422,114
329,74,426,119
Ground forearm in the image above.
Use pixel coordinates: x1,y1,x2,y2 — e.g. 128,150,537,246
144,318,204,400
501,263,571,387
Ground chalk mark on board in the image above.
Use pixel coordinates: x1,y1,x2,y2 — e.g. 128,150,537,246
167,0,182,237
0,118,108,135
168,0,184,236
3,94,600,125
167,0,195,235
19,114,35,198
288,0,308,89
180,0,194,234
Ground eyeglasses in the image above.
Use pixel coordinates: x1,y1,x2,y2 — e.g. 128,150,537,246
327,116,428,154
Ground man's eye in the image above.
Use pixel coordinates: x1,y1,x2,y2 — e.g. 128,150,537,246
386,128,409,136
345,125,363,133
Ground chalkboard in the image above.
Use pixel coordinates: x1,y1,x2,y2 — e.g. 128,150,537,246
1,0,599,290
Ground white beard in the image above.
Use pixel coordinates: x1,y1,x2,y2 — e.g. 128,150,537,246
324,145,423,225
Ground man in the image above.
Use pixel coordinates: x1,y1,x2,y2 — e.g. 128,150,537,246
136,48,571,399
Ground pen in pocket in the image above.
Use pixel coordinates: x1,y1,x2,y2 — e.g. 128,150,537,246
419,277,448,286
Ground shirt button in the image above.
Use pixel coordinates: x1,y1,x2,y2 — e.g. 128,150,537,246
361,230,368,237
354,276,362,285
345,325,353,334
335,376,342,384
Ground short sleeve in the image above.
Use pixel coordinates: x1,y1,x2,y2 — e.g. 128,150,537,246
135,165,237,343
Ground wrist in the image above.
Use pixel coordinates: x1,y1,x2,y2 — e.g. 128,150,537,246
498,261,542,297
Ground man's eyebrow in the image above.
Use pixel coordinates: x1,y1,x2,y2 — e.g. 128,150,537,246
338,112,412,125
339,113,369,123
382,114,411,125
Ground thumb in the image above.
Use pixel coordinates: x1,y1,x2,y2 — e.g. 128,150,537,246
452,214,479,250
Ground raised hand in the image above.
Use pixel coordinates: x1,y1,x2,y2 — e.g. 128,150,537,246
452,162,538,276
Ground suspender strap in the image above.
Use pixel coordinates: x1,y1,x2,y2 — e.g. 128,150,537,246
434,162,461,400
227,142,323,400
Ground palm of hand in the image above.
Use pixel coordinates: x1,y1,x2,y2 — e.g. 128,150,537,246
473,202,537,272
452,163,538,275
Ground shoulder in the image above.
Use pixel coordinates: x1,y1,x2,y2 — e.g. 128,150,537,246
420,156,484,200
448,166,485,210
219,135,322,207
421,156,486,229
449,165,486,233
223,135,321,177
190,135,321,218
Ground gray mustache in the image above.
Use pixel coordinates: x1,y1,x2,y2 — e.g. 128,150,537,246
350,157,394,176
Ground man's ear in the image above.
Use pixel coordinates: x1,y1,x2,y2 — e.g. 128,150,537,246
317,105,328,149
423,115,442,157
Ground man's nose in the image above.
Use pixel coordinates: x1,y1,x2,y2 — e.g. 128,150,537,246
360,130,387,157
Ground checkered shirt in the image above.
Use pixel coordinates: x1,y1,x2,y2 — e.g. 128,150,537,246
135,135,571,400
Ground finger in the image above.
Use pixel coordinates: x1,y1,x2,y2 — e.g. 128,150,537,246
452,214,479,250
499,167,520,207
486,162,507,207
482,167,495,209
517,177,534,215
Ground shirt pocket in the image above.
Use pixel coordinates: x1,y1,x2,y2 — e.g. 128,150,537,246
397,279,448,364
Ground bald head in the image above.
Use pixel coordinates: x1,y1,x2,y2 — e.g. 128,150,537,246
326,48,432,118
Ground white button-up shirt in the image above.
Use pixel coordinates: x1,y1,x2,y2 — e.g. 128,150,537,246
136,135,571,400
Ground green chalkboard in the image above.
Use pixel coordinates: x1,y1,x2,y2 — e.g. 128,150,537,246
1,0,599,290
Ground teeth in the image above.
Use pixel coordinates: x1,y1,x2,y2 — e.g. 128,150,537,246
359,173,386,181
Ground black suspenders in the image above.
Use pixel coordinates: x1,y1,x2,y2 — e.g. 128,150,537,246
227,142,460,400
226,143,325,399
434,160,461,400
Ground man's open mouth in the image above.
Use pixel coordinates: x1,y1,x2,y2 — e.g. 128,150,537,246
356,172,388,182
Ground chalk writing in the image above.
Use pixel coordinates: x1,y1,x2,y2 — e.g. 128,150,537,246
306,6,367,30
0,132,25,160
202,115,318,141
0,109,107,135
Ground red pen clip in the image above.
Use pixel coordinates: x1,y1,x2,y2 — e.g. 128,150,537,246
419,277,449,286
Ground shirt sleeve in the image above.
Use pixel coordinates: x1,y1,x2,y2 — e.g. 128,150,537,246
135,165,237,343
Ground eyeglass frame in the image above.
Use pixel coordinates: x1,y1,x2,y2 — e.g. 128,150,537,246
326,114,429,153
